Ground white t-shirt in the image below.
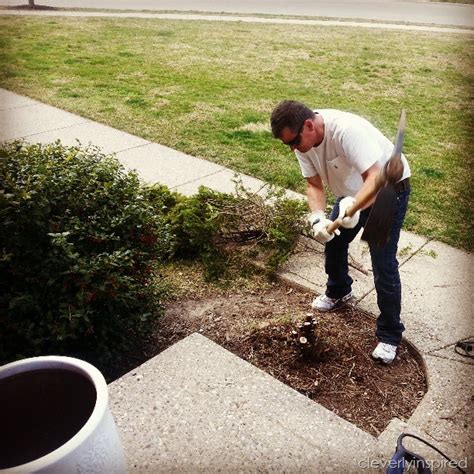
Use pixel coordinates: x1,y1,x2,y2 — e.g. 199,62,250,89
295,109,411,198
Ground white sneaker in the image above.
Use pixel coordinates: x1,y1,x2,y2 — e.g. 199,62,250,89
372,342,398,364
311,292,353,312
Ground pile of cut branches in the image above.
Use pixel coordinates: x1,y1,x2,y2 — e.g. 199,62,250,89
153,178,309,279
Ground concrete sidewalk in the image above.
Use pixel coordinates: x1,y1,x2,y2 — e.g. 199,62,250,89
1,88,472,472
1,9,473,35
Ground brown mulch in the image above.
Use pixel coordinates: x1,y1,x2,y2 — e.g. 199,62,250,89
113,281,427,437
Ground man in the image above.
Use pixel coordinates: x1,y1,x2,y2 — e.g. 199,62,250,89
270,100,411,364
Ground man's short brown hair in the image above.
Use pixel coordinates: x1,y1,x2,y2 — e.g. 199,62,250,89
270,100,315,139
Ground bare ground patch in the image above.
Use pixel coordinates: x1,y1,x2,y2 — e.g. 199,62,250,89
106,271,427,437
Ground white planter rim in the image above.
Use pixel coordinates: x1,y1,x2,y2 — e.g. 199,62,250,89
0,355,108,472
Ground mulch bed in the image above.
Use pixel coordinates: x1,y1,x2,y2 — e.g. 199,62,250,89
108,281,427,437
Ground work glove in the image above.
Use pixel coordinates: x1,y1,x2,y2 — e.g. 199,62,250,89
307,210,340,244
338,197,360,229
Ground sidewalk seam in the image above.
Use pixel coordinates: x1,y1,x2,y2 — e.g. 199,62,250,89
426,353,474,367
355,287,376,304
113,141,155,155
427,336,474,351
277,270,318,290
12,120,91,140
355,236,432,306
171,169,230,190
425,335,474,354
1,103,39,111
114,143,152,154
398,237,434,267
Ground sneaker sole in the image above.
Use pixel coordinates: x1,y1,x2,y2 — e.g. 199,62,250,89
371,354,395,365
311,294,353,312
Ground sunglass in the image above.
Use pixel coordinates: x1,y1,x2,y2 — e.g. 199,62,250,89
284,121,306,148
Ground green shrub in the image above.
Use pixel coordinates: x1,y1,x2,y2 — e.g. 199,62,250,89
0,141,172,364
0,141,308,365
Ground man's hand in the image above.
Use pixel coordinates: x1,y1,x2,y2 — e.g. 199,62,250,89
338,197,360,229
307,210,340,243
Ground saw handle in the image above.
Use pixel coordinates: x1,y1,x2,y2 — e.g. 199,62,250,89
326,207,355,234
326,180,380,234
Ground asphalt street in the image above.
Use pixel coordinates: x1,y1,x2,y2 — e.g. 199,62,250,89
0,0,473,27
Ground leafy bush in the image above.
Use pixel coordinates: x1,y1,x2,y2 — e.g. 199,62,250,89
0,141,308,365
0,141,172,363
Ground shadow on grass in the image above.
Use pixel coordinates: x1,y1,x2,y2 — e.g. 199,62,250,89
4,4,58,10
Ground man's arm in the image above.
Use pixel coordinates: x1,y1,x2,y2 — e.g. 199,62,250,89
356,162,381,209
306,175,326,212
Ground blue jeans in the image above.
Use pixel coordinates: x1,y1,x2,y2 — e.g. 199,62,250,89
325,189,410,346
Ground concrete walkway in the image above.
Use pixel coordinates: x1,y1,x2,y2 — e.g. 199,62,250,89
1,88,472,472
1,9,473,34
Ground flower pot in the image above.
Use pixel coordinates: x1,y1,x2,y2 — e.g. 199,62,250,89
0,356,126,473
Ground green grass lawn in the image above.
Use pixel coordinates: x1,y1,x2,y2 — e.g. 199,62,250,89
0,16,472,251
